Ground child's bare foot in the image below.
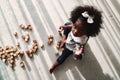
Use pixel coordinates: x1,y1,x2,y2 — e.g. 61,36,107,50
49,61,59,74
49,68,54,74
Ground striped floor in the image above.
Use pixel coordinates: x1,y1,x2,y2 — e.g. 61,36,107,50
0,0,120,80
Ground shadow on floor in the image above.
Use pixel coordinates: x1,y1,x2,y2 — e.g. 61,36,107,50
52,44,113,80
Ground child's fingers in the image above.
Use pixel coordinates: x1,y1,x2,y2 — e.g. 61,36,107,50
58,26,64,32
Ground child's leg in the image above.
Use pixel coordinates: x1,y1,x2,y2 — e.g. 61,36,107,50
49,47,73,73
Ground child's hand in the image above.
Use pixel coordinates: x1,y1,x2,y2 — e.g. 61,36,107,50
73,46,84,60
74,46,84,55
58,26,64,32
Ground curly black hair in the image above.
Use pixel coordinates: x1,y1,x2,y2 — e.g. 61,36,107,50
70,5,103,37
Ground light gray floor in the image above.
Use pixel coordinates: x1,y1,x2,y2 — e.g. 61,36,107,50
0,0,120,80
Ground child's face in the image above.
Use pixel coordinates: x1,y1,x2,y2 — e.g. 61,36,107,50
72,18,85,36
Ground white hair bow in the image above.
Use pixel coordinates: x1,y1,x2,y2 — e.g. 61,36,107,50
81,11,94,24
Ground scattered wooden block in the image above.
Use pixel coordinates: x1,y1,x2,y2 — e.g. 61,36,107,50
32,43,38,47
13,53,17,57
20,63,24,67
21,34,30,42
56,40,62,49
2,59,6,63
7,58,10,62
2,54,6,59
27,25,32,30
29,53,33,58
14,32,18,37
55,52,59,56
8,63,13,68
32,40,37,43
47,35,54,45
13,48,18,52
19,60,24,68
20,24,25,29
9,59,14,64
32,48,37,53
24,26,28,30
40,44,44,49
5,46,10,50
10,55,14,60
16,42,20,48
20,24,32,31
47,40,51,45
18,51,24,58
25,50,33,58
29,48,33,53
56,44,60,49
21,35,25,40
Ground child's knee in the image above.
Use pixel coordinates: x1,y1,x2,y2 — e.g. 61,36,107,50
57,58,64,64
64,22,72,26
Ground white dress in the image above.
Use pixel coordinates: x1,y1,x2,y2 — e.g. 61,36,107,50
65,31,88,52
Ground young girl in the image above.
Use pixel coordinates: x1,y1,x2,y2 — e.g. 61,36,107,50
49,5,102,73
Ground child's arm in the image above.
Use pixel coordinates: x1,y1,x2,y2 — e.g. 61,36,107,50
58,25,72,32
